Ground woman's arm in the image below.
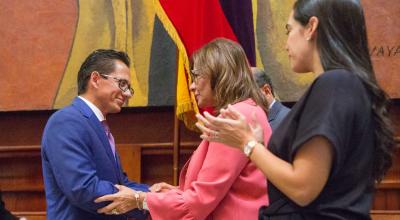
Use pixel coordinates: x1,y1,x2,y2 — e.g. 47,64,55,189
250,135,333,206
196,106,333,206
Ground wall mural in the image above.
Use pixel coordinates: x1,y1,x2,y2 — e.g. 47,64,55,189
0,0,398,112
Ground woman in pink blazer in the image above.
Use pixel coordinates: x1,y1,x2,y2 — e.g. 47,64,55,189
95,38,271,220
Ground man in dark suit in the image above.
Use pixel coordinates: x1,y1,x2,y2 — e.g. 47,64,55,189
41,49,149,220
252,67,290,131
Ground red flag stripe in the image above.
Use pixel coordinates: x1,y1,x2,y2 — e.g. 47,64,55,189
159,0,238,57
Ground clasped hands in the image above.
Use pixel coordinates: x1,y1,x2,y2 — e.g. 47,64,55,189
94,182,177,215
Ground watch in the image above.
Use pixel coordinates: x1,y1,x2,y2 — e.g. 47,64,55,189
243,140,257,157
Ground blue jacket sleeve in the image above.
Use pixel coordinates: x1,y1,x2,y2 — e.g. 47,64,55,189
119,166,149,192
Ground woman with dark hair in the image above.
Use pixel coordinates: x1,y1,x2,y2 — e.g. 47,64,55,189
95,38,271,220
196,0,395,219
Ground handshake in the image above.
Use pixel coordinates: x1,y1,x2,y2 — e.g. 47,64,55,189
94,182,177,215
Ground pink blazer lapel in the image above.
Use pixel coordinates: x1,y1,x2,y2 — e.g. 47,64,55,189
181,140,209,189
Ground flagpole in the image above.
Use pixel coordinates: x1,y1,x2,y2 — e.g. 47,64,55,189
172,108,180,186
173,45,181,186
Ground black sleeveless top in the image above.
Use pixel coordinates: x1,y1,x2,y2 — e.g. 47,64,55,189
260,69,375,220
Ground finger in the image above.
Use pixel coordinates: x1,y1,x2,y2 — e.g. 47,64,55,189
199,131,219,143
203,111,219,124
219,106,235,119
114,184,124,191
249,111,258,129
200,134,212,141
150,184,161,192
117,205,127,214
149,188,159,192
160,182,177,190
97,202,119,214
248,111,265,143
249,111,263,131
219,109,228,118
195,122,213,136
205,110,237,126
202,112,223,130
226,105,243,120
114,185,124,193
195,113,213,129
195,114,207,128
94,195,114,203
196,122,219,142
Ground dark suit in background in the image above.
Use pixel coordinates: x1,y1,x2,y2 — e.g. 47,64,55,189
252,67,291,131
268,100,290,131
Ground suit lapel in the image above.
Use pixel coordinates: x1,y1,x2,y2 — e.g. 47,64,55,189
72,98,121,181
268,102,280,123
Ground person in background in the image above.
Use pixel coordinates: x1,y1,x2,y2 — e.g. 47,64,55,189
95,38,271,220
41,49,149,220
252,67,290,131
195,0,395,219
0,191,22,220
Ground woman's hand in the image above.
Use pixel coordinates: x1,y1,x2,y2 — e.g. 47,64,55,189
195,105,263,150
94,185,139,215
150,182,177,193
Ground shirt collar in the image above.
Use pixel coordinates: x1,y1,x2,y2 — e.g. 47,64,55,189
78,96,105,121
269,99,276,109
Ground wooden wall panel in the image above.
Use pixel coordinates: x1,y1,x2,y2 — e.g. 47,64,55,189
371,210,400,220
118,144,142,182
141,146,195,185
2,192,45,212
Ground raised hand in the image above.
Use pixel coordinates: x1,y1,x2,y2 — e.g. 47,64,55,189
195,104,261,150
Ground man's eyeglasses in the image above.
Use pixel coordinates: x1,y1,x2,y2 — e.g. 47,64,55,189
99,73,134,95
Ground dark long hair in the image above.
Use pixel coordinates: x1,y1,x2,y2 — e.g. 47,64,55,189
293,0,394,182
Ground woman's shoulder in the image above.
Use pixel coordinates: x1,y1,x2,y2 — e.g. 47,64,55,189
231,99,262,113
317,69,360,85
311,68,365,94
230,99,268,124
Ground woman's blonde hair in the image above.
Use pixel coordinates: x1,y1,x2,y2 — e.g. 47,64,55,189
191,38,268,113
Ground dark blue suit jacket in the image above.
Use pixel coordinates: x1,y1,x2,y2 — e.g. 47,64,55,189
41,98,149,220
268,101,290,131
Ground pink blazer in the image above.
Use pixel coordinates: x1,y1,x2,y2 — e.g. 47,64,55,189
147,99,271,220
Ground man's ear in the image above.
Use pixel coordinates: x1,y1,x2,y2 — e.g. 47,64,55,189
261,84,273,97
89,71,101,89
306,16,319,41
